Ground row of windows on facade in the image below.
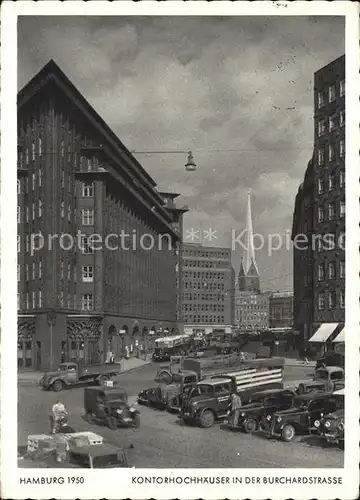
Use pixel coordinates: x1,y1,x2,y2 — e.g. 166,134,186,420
184,315,226,324
317,260,345,281
183,281,226,291
183,249,229,259
317,80,345,108
317,201,345,223
236,304,269,311
310,232,345,252
18,175,94,198
18,291,94,311
317,141,345,166
316,110,345,138
18,138,90,166
183,271,227,280
317,170,345,194
17,263,94,283
183,304,225,313
182,292,225,301
317,289,345,310
183,260,229,269
238,312,268,319
17,205,95,225
18,234,95,255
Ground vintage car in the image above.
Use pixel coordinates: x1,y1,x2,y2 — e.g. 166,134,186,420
227,388,295,433
267,391,343,442
314,389,344,446
315,351,345,370
84,387,140,429
295,366,345,395
67,444,129,468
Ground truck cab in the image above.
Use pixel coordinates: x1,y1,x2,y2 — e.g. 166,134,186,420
297,366,344,394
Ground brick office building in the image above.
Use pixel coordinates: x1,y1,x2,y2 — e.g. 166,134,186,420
181,243,235,336
269,292,294,329
17,60,185,370
292,55,345,353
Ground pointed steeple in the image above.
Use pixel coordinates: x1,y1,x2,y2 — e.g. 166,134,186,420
247,258,259,277
245,189,259,275
238,257,246,276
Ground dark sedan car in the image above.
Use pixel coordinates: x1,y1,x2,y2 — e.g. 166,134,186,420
268,391,343,442
227,389,295,433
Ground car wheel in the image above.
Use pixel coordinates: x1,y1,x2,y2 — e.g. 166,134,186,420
107,416,117,430
98,375,109,385
281,424,296,442
134,415,140,428
243,418,258,433
199,410,215,428
52,380,64,392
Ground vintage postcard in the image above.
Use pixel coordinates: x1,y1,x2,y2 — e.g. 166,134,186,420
1,1,359,499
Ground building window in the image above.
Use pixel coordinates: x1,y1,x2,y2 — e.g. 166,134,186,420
328,144,335,162
317,148,325,166
17,293,20,310
328,261,336,280
317,119,326,137
25,264,29,281
82,265,94,283
328,203,335,221
317,292,325,311
81,209,94,226
39,260,42,279
38,137,42,157
340,79,345,97
61,170,65,188
32,262,36,280
38,168,42,187
81,293,93,311
60,291,64,307
328,173,336,191
32,291,36,309
17,264,20,281
328,291,336,310
17,179,21,195
340,289,345,309
340,169,345,188
26,207,29,223
329,114,337,132
339,139,345,158
81,236,94,254
17,206,20,223
82,182,94,197
317,264,325,281
340,260,345,278
17,235,20,253
32,142,36,161
25,292,29,310
32,203,35,221
318,206,324,223
60,140,64,157
340,110,345,127
39,290,43,307
32,172,35,191
38,199,42,217
340,200,345,218
68,205,71,222
317,91,325,108
328,84,336,103
60,201,64,218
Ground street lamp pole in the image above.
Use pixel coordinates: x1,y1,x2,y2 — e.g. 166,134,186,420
47,311,56,371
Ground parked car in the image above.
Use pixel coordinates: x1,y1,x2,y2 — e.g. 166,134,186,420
314,389,344,446
68,444,129,468
39,362,121,392
84,387,140,429
315,351,345,370
227,388,295,433
296,366,344,395
267,391,343,442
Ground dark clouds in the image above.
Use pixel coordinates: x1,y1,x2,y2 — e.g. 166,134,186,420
18,15,344,292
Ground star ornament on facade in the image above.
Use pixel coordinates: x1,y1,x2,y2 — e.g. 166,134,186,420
203,228,217,242
185,228,200,242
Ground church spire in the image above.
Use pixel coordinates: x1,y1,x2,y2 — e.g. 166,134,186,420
245,189,259,275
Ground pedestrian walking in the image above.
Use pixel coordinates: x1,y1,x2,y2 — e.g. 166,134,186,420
229,392,242,427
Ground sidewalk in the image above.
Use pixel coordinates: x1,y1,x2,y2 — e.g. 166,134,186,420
284,358,316,368
17,356,152,385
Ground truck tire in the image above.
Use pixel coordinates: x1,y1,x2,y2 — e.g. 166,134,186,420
199,410,215,428
298,383,306,395
281,424,296,442
134,415,140,428
52,380,64,392
107,416,117,430
243,418,258,433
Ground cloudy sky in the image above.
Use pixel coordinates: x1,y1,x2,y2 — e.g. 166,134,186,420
18,15,344,292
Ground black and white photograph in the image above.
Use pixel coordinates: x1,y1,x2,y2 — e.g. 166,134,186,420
1,2,359,499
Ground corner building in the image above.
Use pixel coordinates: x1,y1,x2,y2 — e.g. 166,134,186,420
17,60,183,370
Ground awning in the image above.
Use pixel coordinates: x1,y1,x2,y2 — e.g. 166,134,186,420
309,323,339,343
333,328,345,343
